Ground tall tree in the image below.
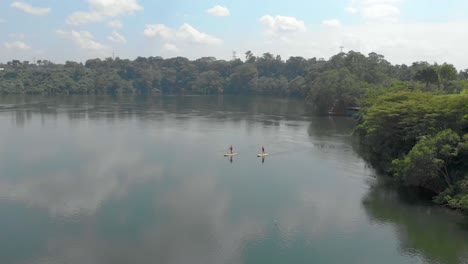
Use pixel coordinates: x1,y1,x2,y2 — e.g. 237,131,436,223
245,51,256,63
227,64,258,94
192,71,224,94
438,63,458,90
414,66,439,87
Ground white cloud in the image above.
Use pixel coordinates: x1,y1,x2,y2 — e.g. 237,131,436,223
57,30,109,51
260,15,306,36
144,24,176,40
353,0,401,4
67,11,103,25
107,30,127,43
9,33,25,39
206,5,230,17
362,4,400,19
107,20,123,28
144,23,223,45
346,7,358,14
348,0,401,20
161,43,180,53
11,1,51,15
322,19,342,28
4,41,30,50
178,23,223,45
67,0,143,25
88,0,142,17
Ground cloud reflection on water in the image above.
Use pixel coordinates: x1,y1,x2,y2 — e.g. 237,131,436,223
37,173,265,264
0,95,466,264
0,127,163,216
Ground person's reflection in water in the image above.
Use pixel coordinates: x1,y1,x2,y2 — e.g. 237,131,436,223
229,156,233,163
262,157,265,164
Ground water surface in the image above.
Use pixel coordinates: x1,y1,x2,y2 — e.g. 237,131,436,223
0,95,467,264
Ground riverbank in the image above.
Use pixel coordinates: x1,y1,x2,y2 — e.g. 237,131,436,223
355,90,468,211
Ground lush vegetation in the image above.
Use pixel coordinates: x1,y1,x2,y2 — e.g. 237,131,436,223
2,51,468,210
356,90,468,210
2,52,467,113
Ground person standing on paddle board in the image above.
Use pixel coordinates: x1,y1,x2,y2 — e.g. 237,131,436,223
262,146,265,154
229,145,233,154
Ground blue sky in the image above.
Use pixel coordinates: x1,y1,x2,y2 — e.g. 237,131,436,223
1,0,468,69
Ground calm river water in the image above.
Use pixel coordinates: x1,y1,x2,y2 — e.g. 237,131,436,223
0,95,467,264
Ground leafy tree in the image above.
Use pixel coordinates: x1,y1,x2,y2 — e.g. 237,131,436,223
357,90,468,208
284,56,308,80
414,66,439,87
326,53,346,70
227,64,258,94
392,129,463,191
365,52,393,84
395,64,412,81
160,68,177,94
344,51,367,81
288,76,307,97
437,63,458,91
257,52,284,77
176,63,198,92
459,69,468,80
256,76,288,95
245,51,256,63
192,71,224,94
85,58,102,69
306,69,363,114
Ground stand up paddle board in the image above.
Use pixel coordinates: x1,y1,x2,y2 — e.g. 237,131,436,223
257,153,269,157
224,153,238,157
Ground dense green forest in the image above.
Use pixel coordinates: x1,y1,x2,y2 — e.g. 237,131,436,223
1,51,468,210
357,91,468,211
2,51,467,113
